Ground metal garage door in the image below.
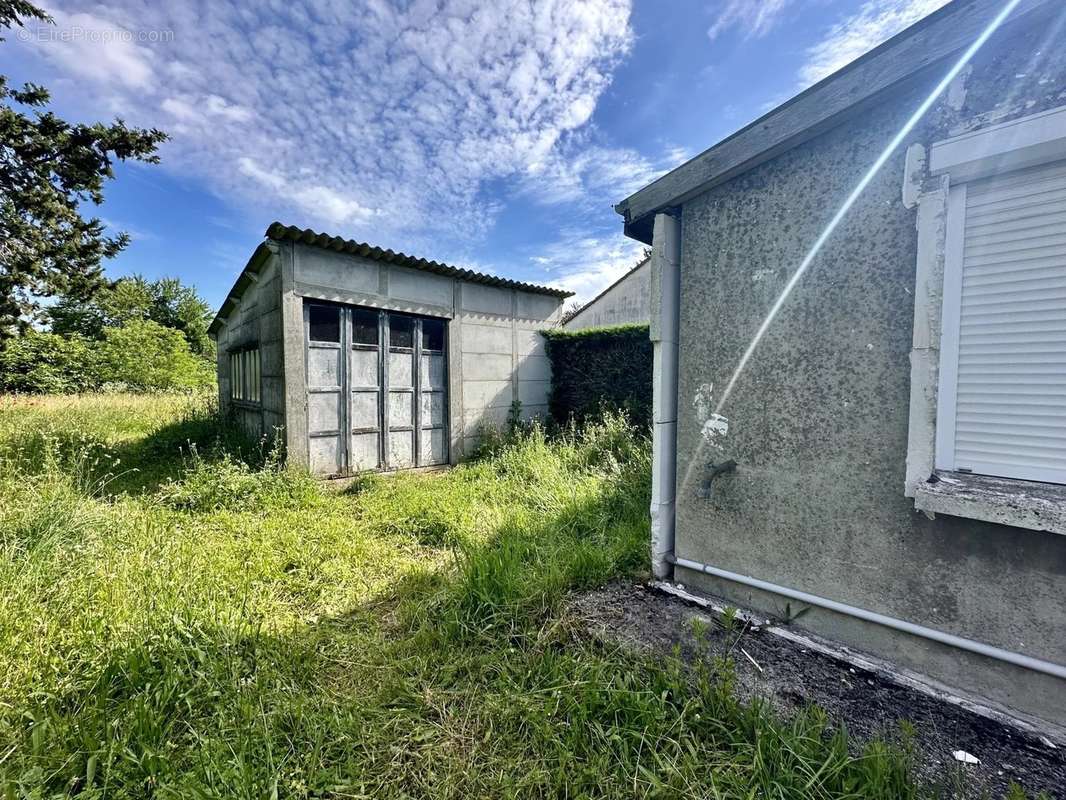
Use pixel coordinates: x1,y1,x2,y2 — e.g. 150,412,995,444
305,301,448,474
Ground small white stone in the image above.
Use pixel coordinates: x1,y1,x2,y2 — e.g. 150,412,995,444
952,750,980,765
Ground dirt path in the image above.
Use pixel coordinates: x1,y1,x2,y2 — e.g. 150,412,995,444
567,581,1066,799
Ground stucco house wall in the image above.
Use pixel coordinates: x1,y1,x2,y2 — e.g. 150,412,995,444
620,0,1066,729
564,257,651,330
211,226,568,471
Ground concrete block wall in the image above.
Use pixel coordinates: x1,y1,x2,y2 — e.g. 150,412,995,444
564,257,651,330
215,253,285,442
454,283,560,457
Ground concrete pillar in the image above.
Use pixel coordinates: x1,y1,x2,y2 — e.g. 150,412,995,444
649,212,681,579
280,241,310,468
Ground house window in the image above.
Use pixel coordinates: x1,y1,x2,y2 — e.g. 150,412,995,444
230,347,261,404
936,162,1066,484
906,105,1066,534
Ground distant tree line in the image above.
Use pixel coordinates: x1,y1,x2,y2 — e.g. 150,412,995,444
0,275,215,393
0,1,200,394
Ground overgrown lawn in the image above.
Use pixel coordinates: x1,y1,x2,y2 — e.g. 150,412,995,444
0,394,1020,798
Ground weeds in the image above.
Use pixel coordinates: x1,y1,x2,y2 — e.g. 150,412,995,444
0,395,1022,797
157,443,321,513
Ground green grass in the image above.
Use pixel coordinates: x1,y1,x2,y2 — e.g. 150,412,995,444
0,394,1026,798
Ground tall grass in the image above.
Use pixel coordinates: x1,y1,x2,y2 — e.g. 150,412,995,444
0,395,1024,797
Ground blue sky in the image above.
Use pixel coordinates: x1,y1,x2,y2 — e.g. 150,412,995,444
3,0,949,309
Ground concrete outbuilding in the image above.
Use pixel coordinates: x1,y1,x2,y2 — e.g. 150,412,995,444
617,0,1066,730
563,257,651,330
209,223,570,474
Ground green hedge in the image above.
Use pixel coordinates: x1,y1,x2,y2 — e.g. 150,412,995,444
543,323,652,428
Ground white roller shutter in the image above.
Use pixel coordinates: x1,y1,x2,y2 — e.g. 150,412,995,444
936,159,1066,484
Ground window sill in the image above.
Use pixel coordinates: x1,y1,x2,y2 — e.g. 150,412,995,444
914,471,1066,536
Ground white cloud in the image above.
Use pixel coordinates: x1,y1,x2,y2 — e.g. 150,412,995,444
14,0,638,247
521,137,679,208
28,6,155,89
237,157,379,225
529,229,648,304
707,0,792,41
799,0,951,87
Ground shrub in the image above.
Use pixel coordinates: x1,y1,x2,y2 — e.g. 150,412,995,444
0,330,99,394
97,319,214,391
542,324,652,429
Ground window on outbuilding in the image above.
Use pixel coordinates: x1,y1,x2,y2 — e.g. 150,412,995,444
421,318,445,352
230,347,261,404
309,305,341,343
353,309,379,345
389,315,414,349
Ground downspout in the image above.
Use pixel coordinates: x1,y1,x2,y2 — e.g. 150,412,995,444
649,211,681,579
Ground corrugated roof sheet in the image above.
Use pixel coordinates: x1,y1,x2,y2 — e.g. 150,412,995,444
209,222,573,336
266,222,573,297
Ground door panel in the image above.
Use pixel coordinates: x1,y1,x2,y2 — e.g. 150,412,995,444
420,428,445,465
388,355,413,387
420,353,445,387
351,349,378,387
388,391,414,428
386,315,418,469
305,304,345,475
389,430,415,468
307,347,342,386
308,392,343,433
310,436,343,474
348,308,382,472
350,385,380,471
418,318,448,466
350,432,379,470
351,391,379,425
420,392,445,426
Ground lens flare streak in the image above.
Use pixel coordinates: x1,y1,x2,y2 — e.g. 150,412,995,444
713,0,1027,416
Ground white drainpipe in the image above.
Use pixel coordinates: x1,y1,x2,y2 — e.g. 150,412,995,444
649,212,681,579
645,211,1066,682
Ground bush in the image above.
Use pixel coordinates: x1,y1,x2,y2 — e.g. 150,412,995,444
0,330,98,394
97,319,214,391
542,324,652,429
